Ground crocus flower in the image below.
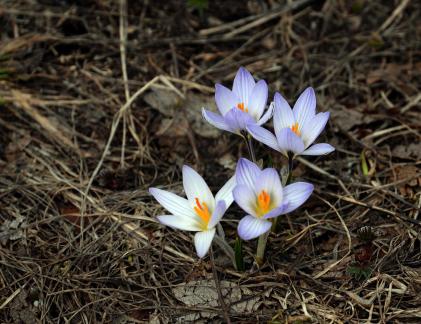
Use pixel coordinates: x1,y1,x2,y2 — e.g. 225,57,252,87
202,67,273,135
247,88,335,157
233,158,313,240
149,166,235,258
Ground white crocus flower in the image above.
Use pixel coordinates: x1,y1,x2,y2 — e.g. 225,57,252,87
149,166,235,258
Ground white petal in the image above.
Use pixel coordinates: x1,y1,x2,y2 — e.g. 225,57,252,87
237,215,271,240
276,128,305,155
247,124,280,152
157,215,201,231
301,143,335,156
257,100,274,126
292,87,316,132
233,184,257,217
282,182,314,214
235,158,260,190
247,80,268,120
149,188,197,219
301,112,330,148
263,202,289,219
273,92,295,136
233,67,255,105
202,108,233,133
182,165,215,209
214,175,236,208
255,168,283,206
215,84,239,115
208,200,226,229
194,228,216,258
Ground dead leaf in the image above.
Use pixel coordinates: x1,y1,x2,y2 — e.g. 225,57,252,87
392,142,421,160
172,279,259,321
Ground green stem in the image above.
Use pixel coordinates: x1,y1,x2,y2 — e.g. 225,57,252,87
256,231,269,266
244,133,256,163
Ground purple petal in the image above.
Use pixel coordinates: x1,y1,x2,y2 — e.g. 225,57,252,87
194,228,216,258
273,92,295,136
235,158,260,190
292,87,316,132
223,108,256,133
233,184,257,217
263,202,289,219
247,124,280,152
237,215,271,240
301,112,330,148
202,108,233,133
248,80,268,120
282,182,314,214
215,84,239,115
214,175,236,208
208,200,227,228
301,143,335,156
276,128,305,155
232,67,255,105
255,168,283,206
157,215,202,231
257,101,274,126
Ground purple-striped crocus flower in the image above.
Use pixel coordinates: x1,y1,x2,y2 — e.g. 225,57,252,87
149,166,235,258
202,67,273,135
233,158,313,240
247,88,335,157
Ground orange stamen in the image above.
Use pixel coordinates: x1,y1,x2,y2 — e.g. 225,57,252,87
237,102,248,112
257,190,271,215
291,122,301,136
194,198,211,224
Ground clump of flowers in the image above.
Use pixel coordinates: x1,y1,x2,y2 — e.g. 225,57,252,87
149,67,334,267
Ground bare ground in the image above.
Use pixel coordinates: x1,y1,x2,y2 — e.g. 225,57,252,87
0,0,420,323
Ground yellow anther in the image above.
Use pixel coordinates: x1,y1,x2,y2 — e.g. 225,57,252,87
257,190,271,215
291,122,301,136
194,198,211,224
237,102,248,112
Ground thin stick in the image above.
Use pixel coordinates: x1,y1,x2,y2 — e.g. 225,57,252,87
210,245,231,324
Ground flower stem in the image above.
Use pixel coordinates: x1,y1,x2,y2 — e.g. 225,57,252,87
243,133,256,163
256,231,269,266
213,234,237,268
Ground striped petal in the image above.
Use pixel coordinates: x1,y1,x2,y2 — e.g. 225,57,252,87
237,215,271,240
292,87,316,133
183,165,215,209
276,128,305,155
282,182,314,214
247,124,280,152
149,188,197,219
255,168,283,206
215,175,236,208
223,108,255,132
273,92,295,135
301,143,335,156
215,84,239,115
208,200,227,229
157,215,201,231
235,158,260,190
248,79,268,120
194,228,216,258
257,101,274,126
263,202,289,219
232,67,255,105
301,112,330,148
202,108,233,133
233,184,257,217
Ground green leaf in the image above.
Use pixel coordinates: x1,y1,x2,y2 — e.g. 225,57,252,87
360,150,368,177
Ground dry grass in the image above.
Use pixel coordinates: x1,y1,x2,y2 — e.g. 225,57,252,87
0,0,420,323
